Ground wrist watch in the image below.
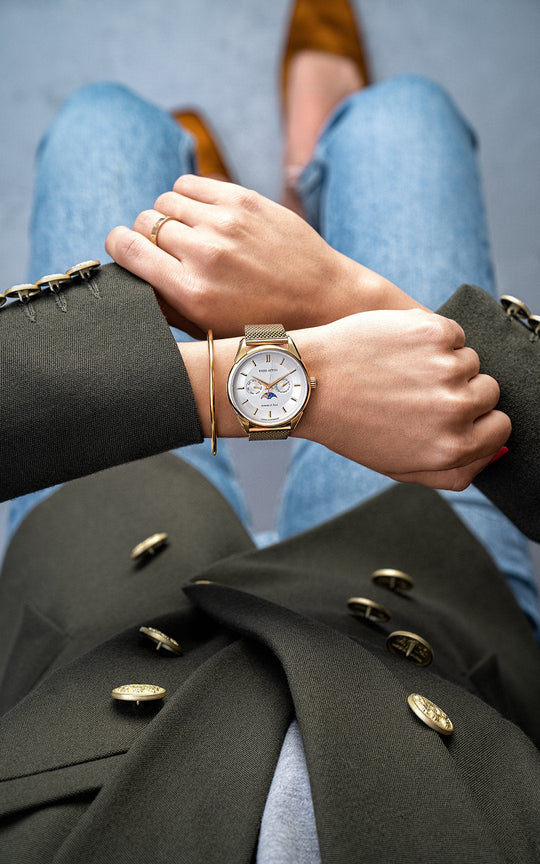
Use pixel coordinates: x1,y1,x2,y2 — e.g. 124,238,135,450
227,324,316,440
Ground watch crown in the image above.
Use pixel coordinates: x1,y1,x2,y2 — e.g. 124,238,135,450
310,376,317,390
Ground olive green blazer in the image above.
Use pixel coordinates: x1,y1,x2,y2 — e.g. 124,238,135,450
0,265,539,863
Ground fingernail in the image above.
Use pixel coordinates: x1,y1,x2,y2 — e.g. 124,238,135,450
489,446,509,465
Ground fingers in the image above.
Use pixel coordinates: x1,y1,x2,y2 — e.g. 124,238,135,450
467,372,500,418
449,319,466,349
470,407,511,458
455,345,480,379
131,209,194,249
173,173,235,204
391,406,511,487
173,173,259,211
390,441,509,491
389,446,506,491
105,224,187,307
154,293,205,339
153,191,214,228
442,408,510,471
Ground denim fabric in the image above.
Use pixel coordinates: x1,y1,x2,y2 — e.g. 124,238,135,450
277,76,539,633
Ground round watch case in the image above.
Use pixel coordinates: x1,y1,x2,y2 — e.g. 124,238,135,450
227,344,312,428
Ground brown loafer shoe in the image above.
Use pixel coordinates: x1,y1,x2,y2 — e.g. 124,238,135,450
171,110,233,181
281,0,370,113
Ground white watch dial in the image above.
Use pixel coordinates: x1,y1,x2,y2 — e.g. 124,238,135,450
228,346,310,427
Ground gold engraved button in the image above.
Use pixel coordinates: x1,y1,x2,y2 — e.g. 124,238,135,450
527,314,540,335
500,294,531,319
130,532,168,561
407,693,454,736
35,273,72,291
387,630,433,667
371,568,414,592
193,580,214,585
4,283,41,301
139,626,182,655
111,684,166,705
66,260,101,280
347,597,391,622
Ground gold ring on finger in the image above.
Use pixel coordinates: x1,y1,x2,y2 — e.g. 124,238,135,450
150,215,176,247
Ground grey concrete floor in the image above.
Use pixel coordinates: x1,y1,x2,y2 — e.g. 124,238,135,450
0,0,538,572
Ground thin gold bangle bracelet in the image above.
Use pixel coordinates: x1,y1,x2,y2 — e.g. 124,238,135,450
207,329,217,456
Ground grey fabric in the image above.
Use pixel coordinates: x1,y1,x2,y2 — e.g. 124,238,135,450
0,263,202,501
439,283,540,541
256,720,321,864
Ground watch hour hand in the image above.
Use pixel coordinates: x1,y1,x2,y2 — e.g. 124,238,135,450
250,375,271,389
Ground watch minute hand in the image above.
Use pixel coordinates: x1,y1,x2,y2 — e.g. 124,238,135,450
267,369,296,390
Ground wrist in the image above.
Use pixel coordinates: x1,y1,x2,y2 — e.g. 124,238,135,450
178,338,244,439
179,326,324,444
287,326,325,443
328,251,426,317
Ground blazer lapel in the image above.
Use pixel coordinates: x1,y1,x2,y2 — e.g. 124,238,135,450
52,639,292,864
0,613,231,819
182,582,539,864
0,602,68,715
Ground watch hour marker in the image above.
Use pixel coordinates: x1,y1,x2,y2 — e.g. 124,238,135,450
269,411,272,419
242,399,248,405
253,408,259,415
251,359,257,366
291,397,298,402
280,358,285,365
294,383,301,387
241,372,247,377
237,386,245,390
265,354,271,363
282,407,287,414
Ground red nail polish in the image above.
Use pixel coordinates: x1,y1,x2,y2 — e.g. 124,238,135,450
488,446,509,465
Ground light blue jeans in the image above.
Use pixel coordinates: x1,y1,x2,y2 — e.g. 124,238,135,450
11,76,538,636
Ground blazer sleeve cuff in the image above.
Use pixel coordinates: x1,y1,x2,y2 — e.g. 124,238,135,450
438,283,540,542
0,263,203,501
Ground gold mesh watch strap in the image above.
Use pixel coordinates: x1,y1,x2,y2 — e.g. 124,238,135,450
245,324,287,342
243,324,290,440
248,426,291,441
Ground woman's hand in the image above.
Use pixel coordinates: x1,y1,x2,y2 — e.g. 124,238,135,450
291,309,509,490
106,175,420,337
